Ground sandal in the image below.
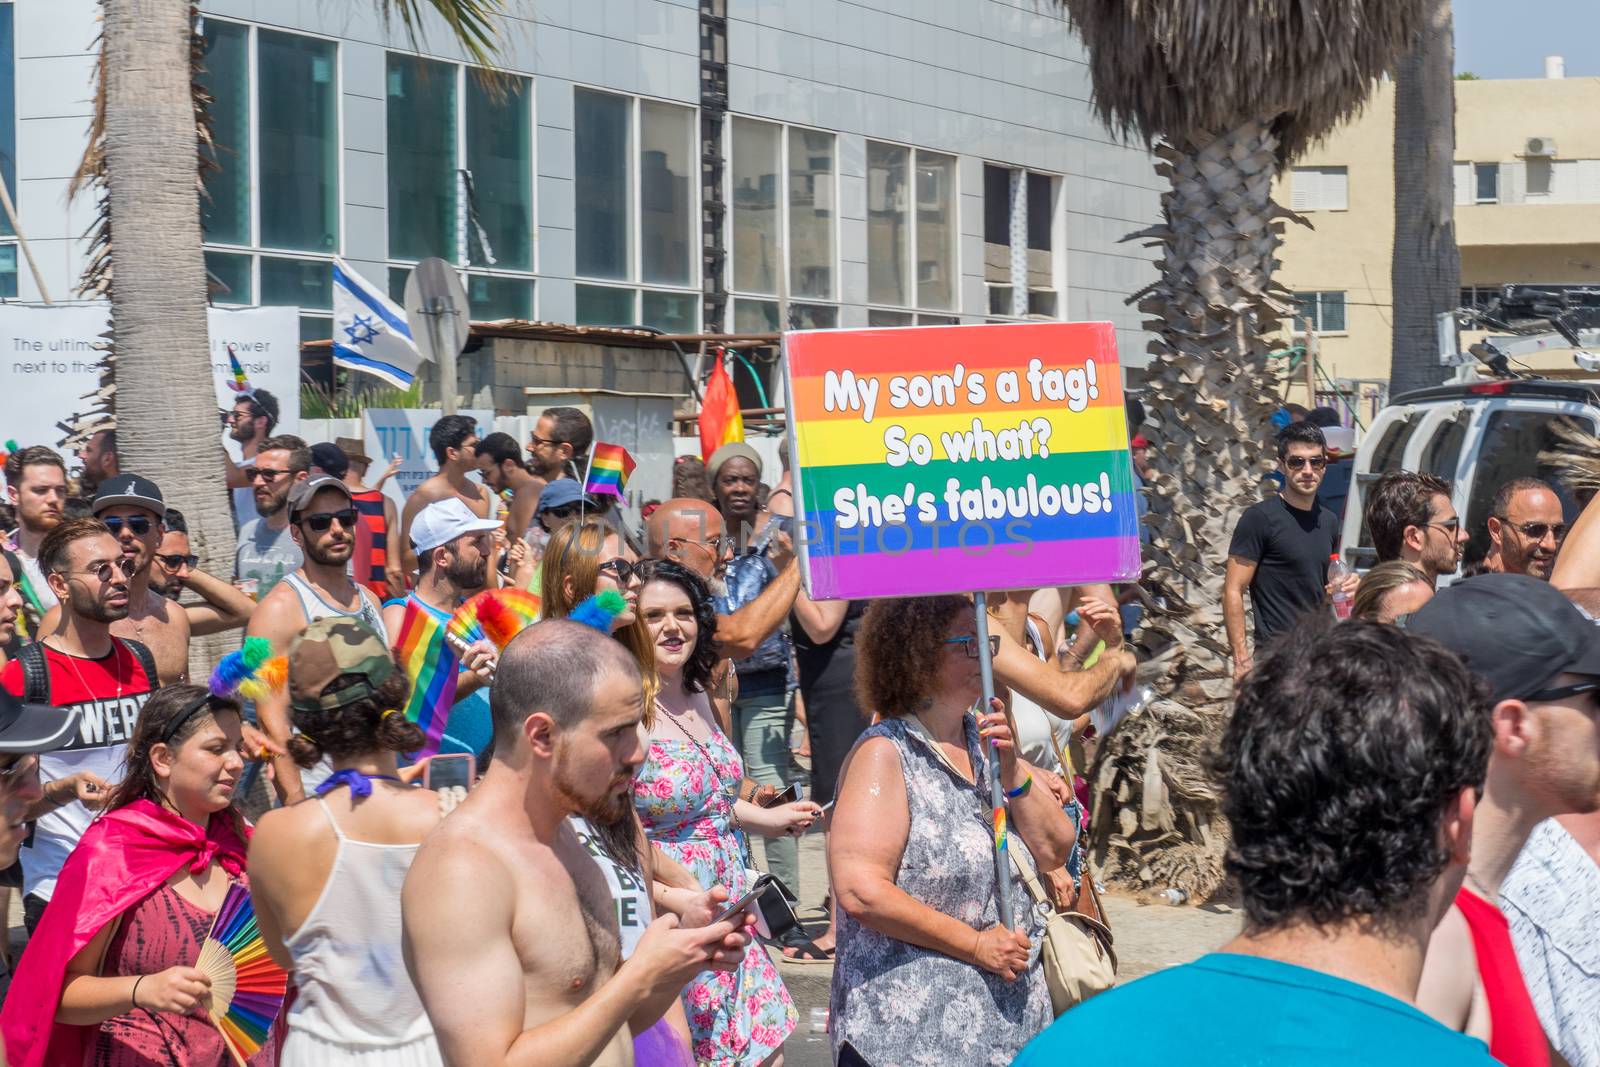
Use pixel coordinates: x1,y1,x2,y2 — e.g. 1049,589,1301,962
781,938,835,964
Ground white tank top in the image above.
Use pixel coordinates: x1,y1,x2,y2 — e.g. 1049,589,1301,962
1010,617,1074,775
283,799,439,1049
280,572,388,640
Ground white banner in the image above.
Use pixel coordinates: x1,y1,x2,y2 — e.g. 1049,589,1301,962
0,304,301,468
363,408,494,511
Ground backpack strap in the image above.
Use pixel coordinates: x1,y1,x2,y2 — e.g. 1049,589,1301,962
18,640,49,705
117,637,160,690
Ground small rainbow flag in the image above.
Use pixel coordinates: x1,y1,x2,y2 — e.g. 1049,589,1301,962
394,599,459,758
226,345,252,395
584,442,636,498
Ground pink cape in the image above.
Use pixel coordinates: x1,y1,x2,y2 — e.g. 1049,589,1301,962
1,798,250,1067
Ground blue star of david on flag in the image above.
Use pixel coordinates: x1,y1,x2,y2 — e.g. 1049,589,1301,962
332,256,426,388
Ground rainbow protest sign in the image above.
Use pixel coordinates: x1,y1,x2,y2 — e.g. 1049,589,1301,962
784,322,1141,600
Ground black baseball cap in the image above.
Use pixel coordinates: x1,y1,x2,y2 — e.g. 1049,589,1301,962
0,689,77,754
309,442,350,480
287,475,354,520
1403,573,1600,703
91,473,165,517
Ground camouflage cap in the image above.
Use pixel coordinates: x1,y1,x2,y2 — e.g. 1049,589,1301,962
286,617,397,712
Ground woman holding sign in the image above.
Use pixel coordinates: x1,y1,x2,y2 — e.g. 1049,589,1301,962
828,595,1076,1066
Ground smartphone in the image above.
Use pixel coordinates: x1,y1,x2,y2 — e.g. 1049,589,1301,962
760,783,801,808
424,752,475,792
712,874,774,926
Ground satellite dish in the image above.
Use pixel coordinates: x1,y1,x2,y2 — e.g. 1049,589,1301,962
404,258,471,415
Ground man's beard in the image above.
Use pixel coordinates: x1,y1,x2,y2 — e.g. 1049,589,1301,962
78,596,129,624
230,422,254,444
551,752,633,823
305,538,353,567
255,493,286,518
707,574,728,598
445,553,488,592
23,509,63,535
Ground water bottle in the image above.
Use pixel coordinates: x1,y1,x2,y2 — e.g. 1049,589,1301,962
1328,554,1354,621
1160,887,1189,906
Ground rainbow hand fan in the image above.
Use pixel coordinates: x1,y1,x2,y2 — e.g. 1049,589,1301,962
196,882,288,1067
447,587,542,654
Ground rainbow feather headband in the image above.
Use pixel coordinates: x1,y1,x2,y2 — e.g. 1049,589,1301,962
209,637,287,702
570,590,627,634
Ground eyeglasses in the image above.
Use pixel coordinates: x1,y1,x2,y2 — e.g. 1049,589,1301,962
945,634,1002,659
672,534,735,556
63,557,137,583
1284,455,1327,471
541,503,582,520
1525,679,1600,707
528,433,558,449
244,467,291,483
156,553,198,570
1498,518,1568,542
300,508,359,533
0,752,39,783
102,516,152,537
598,558,640,585
1424,518,1462,533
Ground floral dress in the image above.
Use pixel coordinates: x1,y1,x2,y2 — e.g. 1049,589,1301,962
830,715,1051,1067
633,723,798,1067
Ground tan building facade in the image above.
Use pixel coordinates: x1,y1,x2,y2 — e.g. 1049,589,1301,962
1273,70,1600,411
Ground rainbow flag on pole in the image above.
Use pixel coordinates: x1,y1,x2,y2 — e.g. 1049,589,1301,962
584,442,636,498
394,599,459,758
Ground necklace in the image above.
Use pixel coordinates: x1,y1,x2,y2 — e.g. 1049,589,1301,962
47,636,125,704
1464,870,1497,903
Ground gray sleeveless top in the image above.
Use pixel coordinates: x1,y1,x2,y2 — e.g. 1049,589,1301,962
830,714,1051,1066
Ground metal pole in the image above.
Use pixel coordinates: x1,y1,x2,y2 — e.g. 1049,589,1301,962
0,172,51,304
428,298,458,416
973,591,1015,929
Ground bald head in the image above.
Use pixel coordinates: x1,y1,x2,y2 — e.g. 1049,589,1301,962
490,618,640,748
644,497,726,580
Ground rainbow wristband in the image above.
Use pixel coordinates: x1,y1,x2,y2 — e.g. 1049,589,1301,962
1005,774,1033,799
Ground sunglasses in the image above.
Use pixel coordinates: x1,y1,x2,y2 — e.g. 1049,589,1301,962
157,553,199,570
1524,679,1600,705
102,515,152,537
245,467,292,483
300,508,359,533
541,503,582,520
1499,519,1568,542
1284,455,1327,471
1424,518,1462,533
945,634,1002,659
598,558,640,584
64,557,137,582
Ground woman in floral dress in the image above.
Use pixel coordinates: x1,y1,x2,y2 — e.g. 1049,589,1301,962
631,560,820,1066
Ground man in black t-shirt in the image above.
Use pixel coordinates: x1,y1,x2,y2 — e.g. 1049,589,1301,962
1225,422,1340,683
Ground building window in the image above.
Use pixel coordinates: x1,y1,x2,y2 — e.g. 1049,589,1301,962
1474,163,1499,204
205,251,253,305
733,298,837,332
867,142,955,312
983,164,1060,319
1289,166,1349,212
260,255,332,310
467,273,534,320
574,89,698,321
727,119,838,325
386,58,533,269
1293,291,1347,333
0,244,15,299
198,21,337,253
0,2,16,242
868,309,959,327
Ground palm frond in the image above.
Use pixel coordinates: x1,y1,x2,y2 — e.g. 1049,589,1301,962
1055,0,1430,160
380,0,507,70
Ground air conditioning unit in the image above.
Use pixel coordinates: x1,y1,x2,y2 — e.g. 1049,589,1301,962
1524,136,1558,157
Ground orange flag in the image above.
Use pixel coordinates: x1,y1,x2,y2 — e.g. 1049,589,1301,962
698,348,745,460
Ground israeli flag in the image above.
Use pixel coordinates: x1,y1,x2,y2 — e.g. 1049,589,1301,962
332,257,427,388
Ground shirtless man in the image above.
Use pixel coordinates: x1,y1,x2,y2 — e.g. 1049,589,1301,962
403,620,750,1066
145,508,255,639
399,415,493,576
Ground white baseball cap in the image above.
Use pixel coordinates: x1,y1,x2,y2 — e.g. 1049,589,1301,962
410,497,502,554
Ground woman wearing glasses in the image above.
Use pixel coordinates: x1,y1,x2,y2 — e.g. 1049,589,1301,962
2,684,280,1067
827,596,1076,1067
539,519,656,685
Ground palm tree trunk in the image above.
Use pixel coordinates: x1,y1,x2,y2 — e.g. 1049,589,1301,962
1088,119,1293,900
102,0,237,644
1388,0,1459,394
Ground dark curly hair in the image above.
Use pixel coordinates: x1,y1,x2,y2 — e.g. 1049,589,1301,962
854,595,969,717
634,559,719,697
286,665,423,768
1366,470,1451,563
103,685,244,813
1219,614,1492,933
1275,420,1326,458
